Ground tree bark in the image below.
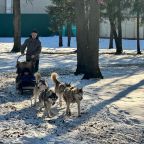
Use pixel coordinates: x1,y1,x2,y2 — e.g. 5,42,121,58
11,0,21,53
109,19,121,54
59,26,63,47
137,10,141,54
109,25,113,49
116,0,123,54
75,0,88,75
67,23,72,47
83,0,103,79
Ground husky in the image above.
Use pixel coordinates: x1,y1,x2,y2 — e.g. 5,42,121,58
31,72,48,106
63,87,83,117
51,72,71,107
38,89,58,118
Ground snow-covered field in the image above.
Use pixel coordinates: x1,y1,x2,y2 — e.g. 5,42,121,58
1,36,144,50
0,37,144,144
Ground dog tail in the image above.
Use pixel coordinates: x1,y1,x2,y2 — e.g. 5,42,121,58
51,72,59,85
34,72,41,83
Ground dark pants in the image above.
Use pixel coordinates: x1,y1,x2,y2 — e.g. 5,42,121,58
26,57,39,73
34,59,39,72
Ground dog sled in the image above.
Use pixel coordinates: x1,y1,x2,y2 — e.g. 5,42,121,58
16,54,36,94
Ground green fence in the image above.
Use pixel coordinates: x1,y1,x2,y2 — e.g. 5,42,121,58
0,14,52,37
0,14,76,37
62,25,76,37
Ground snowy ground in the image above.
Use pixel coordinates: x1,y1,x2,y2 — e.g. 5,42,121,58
1,36,144,50
0,37,144,144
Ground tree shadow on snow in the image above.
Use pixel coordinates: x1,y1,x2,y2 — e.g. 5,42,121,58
0,104,44,126
19,79,144,143
0,81,33,105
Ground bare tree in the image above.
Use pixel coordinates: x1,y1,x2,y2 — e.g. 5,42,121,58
83,0,103,79
75,0,103,79
11,0,21,52
75,0,88,75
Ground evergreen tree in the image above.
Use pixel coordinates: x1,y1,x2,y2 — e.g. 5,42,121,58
46,0,75,47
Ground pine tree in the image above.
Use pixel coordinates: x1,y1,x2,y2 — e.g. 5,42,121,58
46,0,75,47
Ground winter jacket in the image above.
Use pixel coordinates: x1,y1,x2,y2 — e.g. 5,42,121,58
21,37,42,60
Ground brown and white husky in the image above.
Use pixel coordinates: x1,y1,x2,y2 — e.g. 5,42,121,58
51,72,83,116
63,87,83,117
51,72,71,107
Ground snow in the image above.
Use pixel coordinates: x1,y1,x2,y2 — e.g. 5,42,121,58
1,36,144,50
0,36,144,143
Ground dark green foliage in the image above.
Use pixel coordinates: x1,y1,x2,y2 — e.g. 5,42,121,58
46,0,75,34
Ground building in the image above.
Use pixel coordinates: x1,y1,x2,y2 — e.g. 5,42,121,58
0,0,51,14
0,0,52,37
0,0,144,38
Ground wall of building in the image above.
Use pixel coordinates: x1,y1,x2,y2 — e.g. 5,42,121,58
0,0,5,13
0,0,51,14
0,1,144,38
20,0,51,14
100,18,144,39
0,14,52,37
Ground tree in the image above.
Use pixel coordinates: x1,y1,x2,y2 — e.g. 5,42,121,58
83,0,103,79
46,4,64,47
46,0,75,47
75,0,103,79
131,0,144,54
74,0,88,75
11,0,21,52
117,0,122,54
11,0,32,52
136,3,141,54
109,27,114,49
65,0,75,47
101,0,131,54
101,0,122,53
67,22,72,47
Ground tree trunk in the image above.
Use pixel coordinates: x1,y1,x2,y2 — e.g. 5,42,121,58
75,0,88,75
67,23,72,47
109,25,113,49
109,19,121,54
137,10,141,54
83,0,103,79
116,0,123,54
11,0,21,53
59,26,63,47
